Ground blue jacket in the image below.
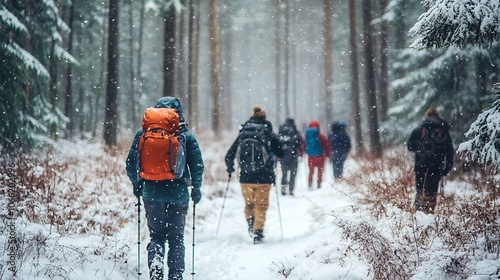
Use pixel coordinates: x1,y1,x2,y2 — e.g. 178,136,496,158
125,97,204,203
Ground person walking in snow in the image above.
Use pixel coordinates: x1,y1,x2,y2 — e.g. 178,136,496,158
126,97,204,280
407,108,454,214
327,121,351,179
225,105,284,244
304,120,332,189
277,118,304,196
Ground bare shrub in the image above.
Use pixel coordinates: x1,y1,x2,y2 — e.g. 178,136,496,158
272,261,295,278
346,149,415,216
0,146,134,237
345,148,500,278
336,219,411,280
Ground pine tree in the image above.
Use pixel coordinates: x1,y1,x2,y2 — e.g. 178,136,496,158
1,1,72,151
389,0,500,173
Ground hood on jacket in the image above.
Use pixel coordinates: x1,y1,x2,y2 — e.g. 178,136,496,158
155,97,186,127
331,121,347,132
284,118,295,126
308,120,320,130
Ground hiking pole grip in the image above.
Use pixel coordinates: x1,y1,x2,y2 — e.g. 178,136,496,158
216,174,231,237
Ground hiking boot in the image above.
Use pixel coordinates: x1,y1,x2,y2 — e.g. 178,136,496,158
289,189,294,196
281,185,287,196
247,218,254,237
253,229,264,244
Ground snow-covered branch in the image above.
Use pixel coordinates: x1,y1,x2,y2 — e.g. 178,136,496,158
458,83,500,173
410,0,500,49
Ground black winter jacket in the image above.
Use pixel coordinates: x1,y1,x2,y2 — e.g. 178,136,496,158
407,116,454,174
225,117,284,184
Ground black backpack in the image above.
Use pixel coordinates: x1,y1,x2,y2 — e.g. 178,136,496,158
278,124,299,164
419,124,447,160
238,122,271,174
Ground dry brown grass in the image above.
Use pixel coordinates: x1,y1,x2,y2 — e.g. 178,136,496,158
0,145,134,237
338,149,500,279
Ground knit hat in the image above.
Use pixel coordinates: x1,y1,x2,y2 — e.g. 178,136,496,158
252,105,266,119
425,108,440,118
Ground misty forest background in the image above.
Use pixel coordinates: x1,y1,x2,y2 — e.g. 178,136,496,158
1,0,500,160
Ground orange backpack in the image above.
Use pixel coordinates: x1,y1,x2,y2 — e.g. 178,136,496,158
137,108,186,181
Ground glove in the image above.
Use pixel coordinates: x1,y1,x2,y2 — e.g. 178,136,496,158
191,188,202,205
227,166,235,174
133,183,143,198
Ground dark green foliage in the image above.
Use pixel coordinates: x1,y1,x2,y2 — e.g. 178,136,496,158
0,46,32,151
385,44,500,145
0,1,72,152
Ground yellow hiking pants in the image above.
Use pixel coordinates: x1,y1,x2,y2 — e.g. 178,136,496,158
241,183,271,231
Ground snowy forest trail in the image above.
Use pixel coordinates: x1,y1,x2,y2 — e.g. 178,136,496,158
4,138,498,280
176,160,362,279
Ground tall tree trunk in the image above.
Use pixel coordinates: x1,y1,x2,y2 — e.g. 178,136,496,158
128,0,136,126
275,0,282,123
64,1,75,137
348,0,364,153
104,0,119,147
378,0,389,122
93,2,108,138
393,0,406,100
49,38,58,140
22,0,31,105
192,0,200,129
177,3,187,106
187,0,195,126
220,4,233,130
209,0,221,133
362,0,382,156
284,0,290,118
76,23,86,137
323,0,334,122
163,4,176,97
137,0,145,102
291,1,297,117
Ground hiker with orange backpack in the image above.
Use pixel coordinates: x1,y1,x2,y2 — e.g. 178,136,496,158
304,120,332,189
407,108,454,214
125,97,204,280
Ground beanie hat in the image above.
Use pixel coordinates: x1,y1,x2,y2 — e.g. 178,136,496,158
425,108,440,118
252,105,266,119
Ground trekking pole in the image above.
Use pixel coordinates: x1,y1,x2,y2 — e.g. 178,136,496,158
274,183,284,239
191,201,196,280
216,174,231,237
136,196,142,280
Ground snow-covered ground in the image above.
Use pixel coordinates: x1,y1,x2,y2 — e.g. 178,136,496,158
1,132,499,280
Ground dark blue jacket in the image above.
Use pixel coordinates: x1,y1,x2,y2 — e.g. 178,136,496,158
328,123,351,160
125,97,204,203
